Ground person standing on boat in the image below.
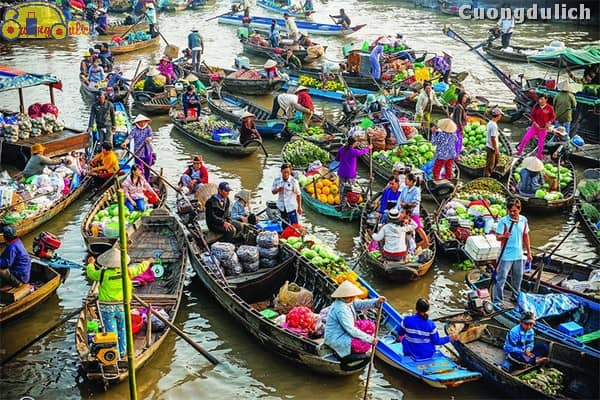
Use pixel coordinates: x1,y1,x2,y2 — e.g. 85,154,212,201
269,19,280,48
182,85,202,123
518,156,544,196
283,48,302,70
269,92,312,120
122,164,159,211
494,198,532,304
451,92,468,157
22,144,63,178
415,82,442,130
283,13,299,40
336,136,370,209
121,114,155,181
484,107,504,177
515,94,555,160
157,56,176,85
396,173,429,248
144,3,157,37
496,12,515,49
295,86,314,129
371,208,416,261
552,81,577,136
324,280,385,360
179,155,208,194
347,48,361,74
89,141,119,179
86,249,154,359
431,118,458,181
396,298,458,359
96,8,109,35
238,112,262,145
503,311,549,369
271,163,302,225
88,92,116,147
330,8,351,29
187,29,204,74
205,182,242,243
238,0,251,18
0,225,31,289
369,43,384,82
302,0,313,12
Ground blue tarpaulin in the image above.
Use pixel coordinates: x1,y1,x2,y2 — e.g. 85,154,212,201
0,65,60,92
517,292,580,320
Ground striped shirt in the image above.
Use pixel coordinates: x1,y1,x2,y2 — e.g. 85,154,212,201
398,314,449,360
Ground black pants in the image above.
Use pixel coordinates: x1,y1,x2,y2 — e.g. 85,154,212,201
270,95,281,119
0,268,23,287
211,220,244,243
501,32,512,48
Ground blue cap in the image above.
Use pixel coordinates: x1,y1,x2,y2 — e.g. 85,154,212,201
218,182,232,192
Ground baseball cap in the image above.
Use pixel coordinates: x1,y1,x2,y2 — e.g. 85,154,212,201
491,107,504,116
521,311,535,324
218,182,232,192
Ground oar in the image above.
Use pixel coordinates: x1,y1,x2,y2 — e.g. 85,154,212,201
244,138,268,157
123,59,142,103
362,301,383,400
132,293,219,365
118,14,145,40
205,6,238,22
1,307,83,365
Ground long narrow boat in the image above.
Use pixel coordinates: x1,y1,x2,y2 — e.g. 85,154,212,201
281,76,373,102
194,64,287,96
218,14,366,37
358,277,482,387
75,209,188,384
576,198,600,249
281,66,379,91
110,35,161,55
240,37,323,63
81,175,168,255
256,0,315,19
359,193,436,282
0,258,69,324
169,108,261,157
570,144,600,168
185,224,371,375
300,186,362,220
206,94,286,138
103,21,149,36
466,267,600,358
575,175,600,249
483,44,543,63
507,157,576,212
448,323,598,399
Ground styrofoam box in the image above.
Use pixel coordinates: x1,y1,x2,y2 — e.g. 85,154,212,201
465,234,501,261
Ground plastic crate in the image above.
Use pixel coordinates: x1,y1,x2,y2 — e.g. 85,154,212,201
558,322,584,337
256,220,283,233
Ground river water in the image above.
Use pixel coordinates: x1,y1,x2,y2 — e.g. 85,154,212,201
0,1,598,399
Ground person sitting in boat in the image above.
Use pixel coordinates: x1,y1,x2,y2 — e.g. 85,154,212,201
143,67,164,94
336,136,371,209
378,176,402,216
96,9,109,36
431,118,458,181
22,143,63,179
124,13,136,25
86,249,154,359
396,173,430,248
231,189,256,224
269,19,281,48
298,31,314,48
122,164,159,211
179,155,208,194
396,298,458,360
238,112,262,145
283,48,302,70
544,126,571,162
205,182,243,243
503,311,549,370
98,43,114,72
283,13,299,41
182,85,202,123
121,114,155,180
157,56,177,85
107,65,130,94
371,208,416,262
324,280,385,360
80,51,93,82
0,225,31,289
87,58,106,87
89,141,119,180
330,8,351,29
518,156,544,196
347,48,361,74
263,59,280,80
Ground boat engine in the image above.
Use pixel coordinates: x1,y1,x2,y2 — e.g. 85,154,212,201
32,231,61,259
466,289,494,315
265,201,281,221
91,332,119,366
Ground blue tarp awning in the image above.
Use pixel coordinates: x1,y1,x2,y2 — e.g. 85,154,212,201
0,65,61,92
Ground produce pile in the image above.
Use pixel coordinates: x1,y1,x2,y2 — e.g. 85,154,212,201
513,162,573,201
297,75,344,92
459,121,511,170
281,140,331,167
182,116,236,142
112,110,129,146
299,173,364,206
578,179,600,203
519,367,564,396
371,134,435,170
279,235,368,298
90,203,153,237
581,203,600,237
452,259,475,270
115,31,152,45
0,112,65,143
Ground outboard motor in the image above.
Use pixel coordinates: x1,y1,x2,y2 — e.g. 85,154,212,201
265,201,281,221
33,232,61,259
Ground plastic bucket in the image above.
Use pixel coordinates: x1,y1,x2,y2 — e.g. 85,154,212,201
131,314,144,334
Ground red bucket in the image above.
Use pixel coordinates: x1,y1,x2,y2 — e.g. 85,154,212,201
131,314,144,334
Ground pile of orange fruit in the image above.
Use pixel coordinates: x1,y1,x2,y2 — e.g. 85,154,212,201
304,177,341,205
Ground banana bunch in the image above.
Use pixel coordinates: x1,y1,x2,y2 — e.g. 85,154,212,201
323,80,344,92
298,75,319,88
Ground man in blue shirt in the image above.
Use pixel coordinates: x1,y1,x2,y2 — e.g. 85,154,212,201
504,311,548,369
181,85,202,123
396,298,457,360
187,29,204,74
0,225,31,288
494,198,532,303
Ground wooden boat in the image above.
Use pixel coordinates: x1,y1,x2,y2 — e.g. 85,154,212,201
75,209,188,384
483,44,543,63
81,175,168,255
359,193,436,282
169,108,262,157
206,94,286,138
576,198,600,249
433,178,510,254
466,268,600,358
281,66,379,91
129,65,188,115
159,0,214,11
194,64,287,96
110,35,160,55
256,0,315,19
456,127,514,179
357,277,482,387
240,37,322,63
103,21,149,36
284,114,346,152
218,14,366,37
0,258,69,324
508,157,576,212
570,144,600,168
79,76,129,103
108,0,133,13
448,323,598,399
281,76,373,103
185,224,371,375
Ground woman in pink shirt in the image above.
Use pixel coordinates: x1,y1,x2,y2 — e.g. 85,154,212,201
122,165,159,211
516,94,555,160
157,56,177,84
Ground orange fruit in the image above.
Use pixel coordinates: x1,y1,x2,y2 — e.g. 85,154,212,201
316,181,323,189
322,186,330,195
327,194,335,204
318,194,328,203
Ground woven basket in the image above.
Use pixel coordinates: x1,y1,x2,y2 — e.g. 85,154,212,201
458,324,486,344
11,193,24,212
195,183,218,211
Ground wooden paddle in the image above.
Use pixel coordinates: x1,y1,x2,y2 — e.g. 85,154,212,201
362,301,384,400
205,5,238,22
123,59,142,103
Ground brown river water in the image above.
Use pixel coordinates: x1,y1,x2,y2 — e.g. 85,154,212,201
0,0,598,399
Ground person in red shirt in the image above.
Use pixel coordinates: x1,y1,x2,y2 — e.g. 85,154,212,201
516,94,555,160
295,86,314,111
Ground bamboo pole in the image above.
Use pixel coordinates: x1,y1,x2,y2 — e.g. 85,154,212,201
118,189,138,400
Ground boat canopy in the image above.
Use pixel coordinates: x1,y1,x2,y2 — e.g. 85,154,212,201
0,65,61,92
528,46,600,69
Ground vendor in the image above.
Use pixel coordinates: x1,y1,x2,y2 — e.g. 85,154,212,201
98,42,113,71
378,176,402,215
143,67,164,93
238,112,262,145
504,311,548,369
205,182,243,243
231,189,256,224
347,48,361,74
22,143,63,178
157,56,177,85
371,208,416,262
0,225,31,288
283,48,302,70
122,164,158,212
544,126,571,161
182,85,202,123
179,155,208,194
89,141,119,179
263,59,280,80
324,280,385,360
518,156,544,196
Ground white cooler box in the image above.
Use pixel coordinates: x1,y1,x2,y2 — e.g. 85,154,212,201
464,234,501,262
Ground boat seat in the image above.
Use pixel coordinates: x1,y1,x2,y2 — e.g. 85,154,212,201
0,283,32,303
204,231,224,244
577,329,600,344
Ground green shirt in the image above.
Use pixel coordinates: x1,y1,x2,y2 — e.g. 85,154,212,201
553,91,577,123
86,261,150,302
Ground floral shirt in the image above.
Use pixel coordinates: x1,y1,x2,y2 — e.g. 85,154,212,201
431,130,458,160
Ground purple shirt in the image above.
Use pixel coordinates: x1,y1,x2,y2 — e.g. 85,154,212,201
128,126,154,157
336,146,370,179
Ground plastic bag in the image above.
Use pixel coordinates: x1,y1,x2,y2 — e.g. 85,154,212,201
220,252,240,270
242,260,260,273
200,251,221,271
260,257,280,269
256,231,279,248
273,281,314,314
237,245,260,263
350,319,376,353
258,245,279,259
211,242,236,260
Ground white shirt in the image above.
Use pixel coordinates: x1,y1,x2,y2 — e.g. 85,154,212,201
499,17,514,34
285,17,299,36
272,176,301,212
486,120,498,150
371,220,417,254
277,93,301,116
415,90,442,117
